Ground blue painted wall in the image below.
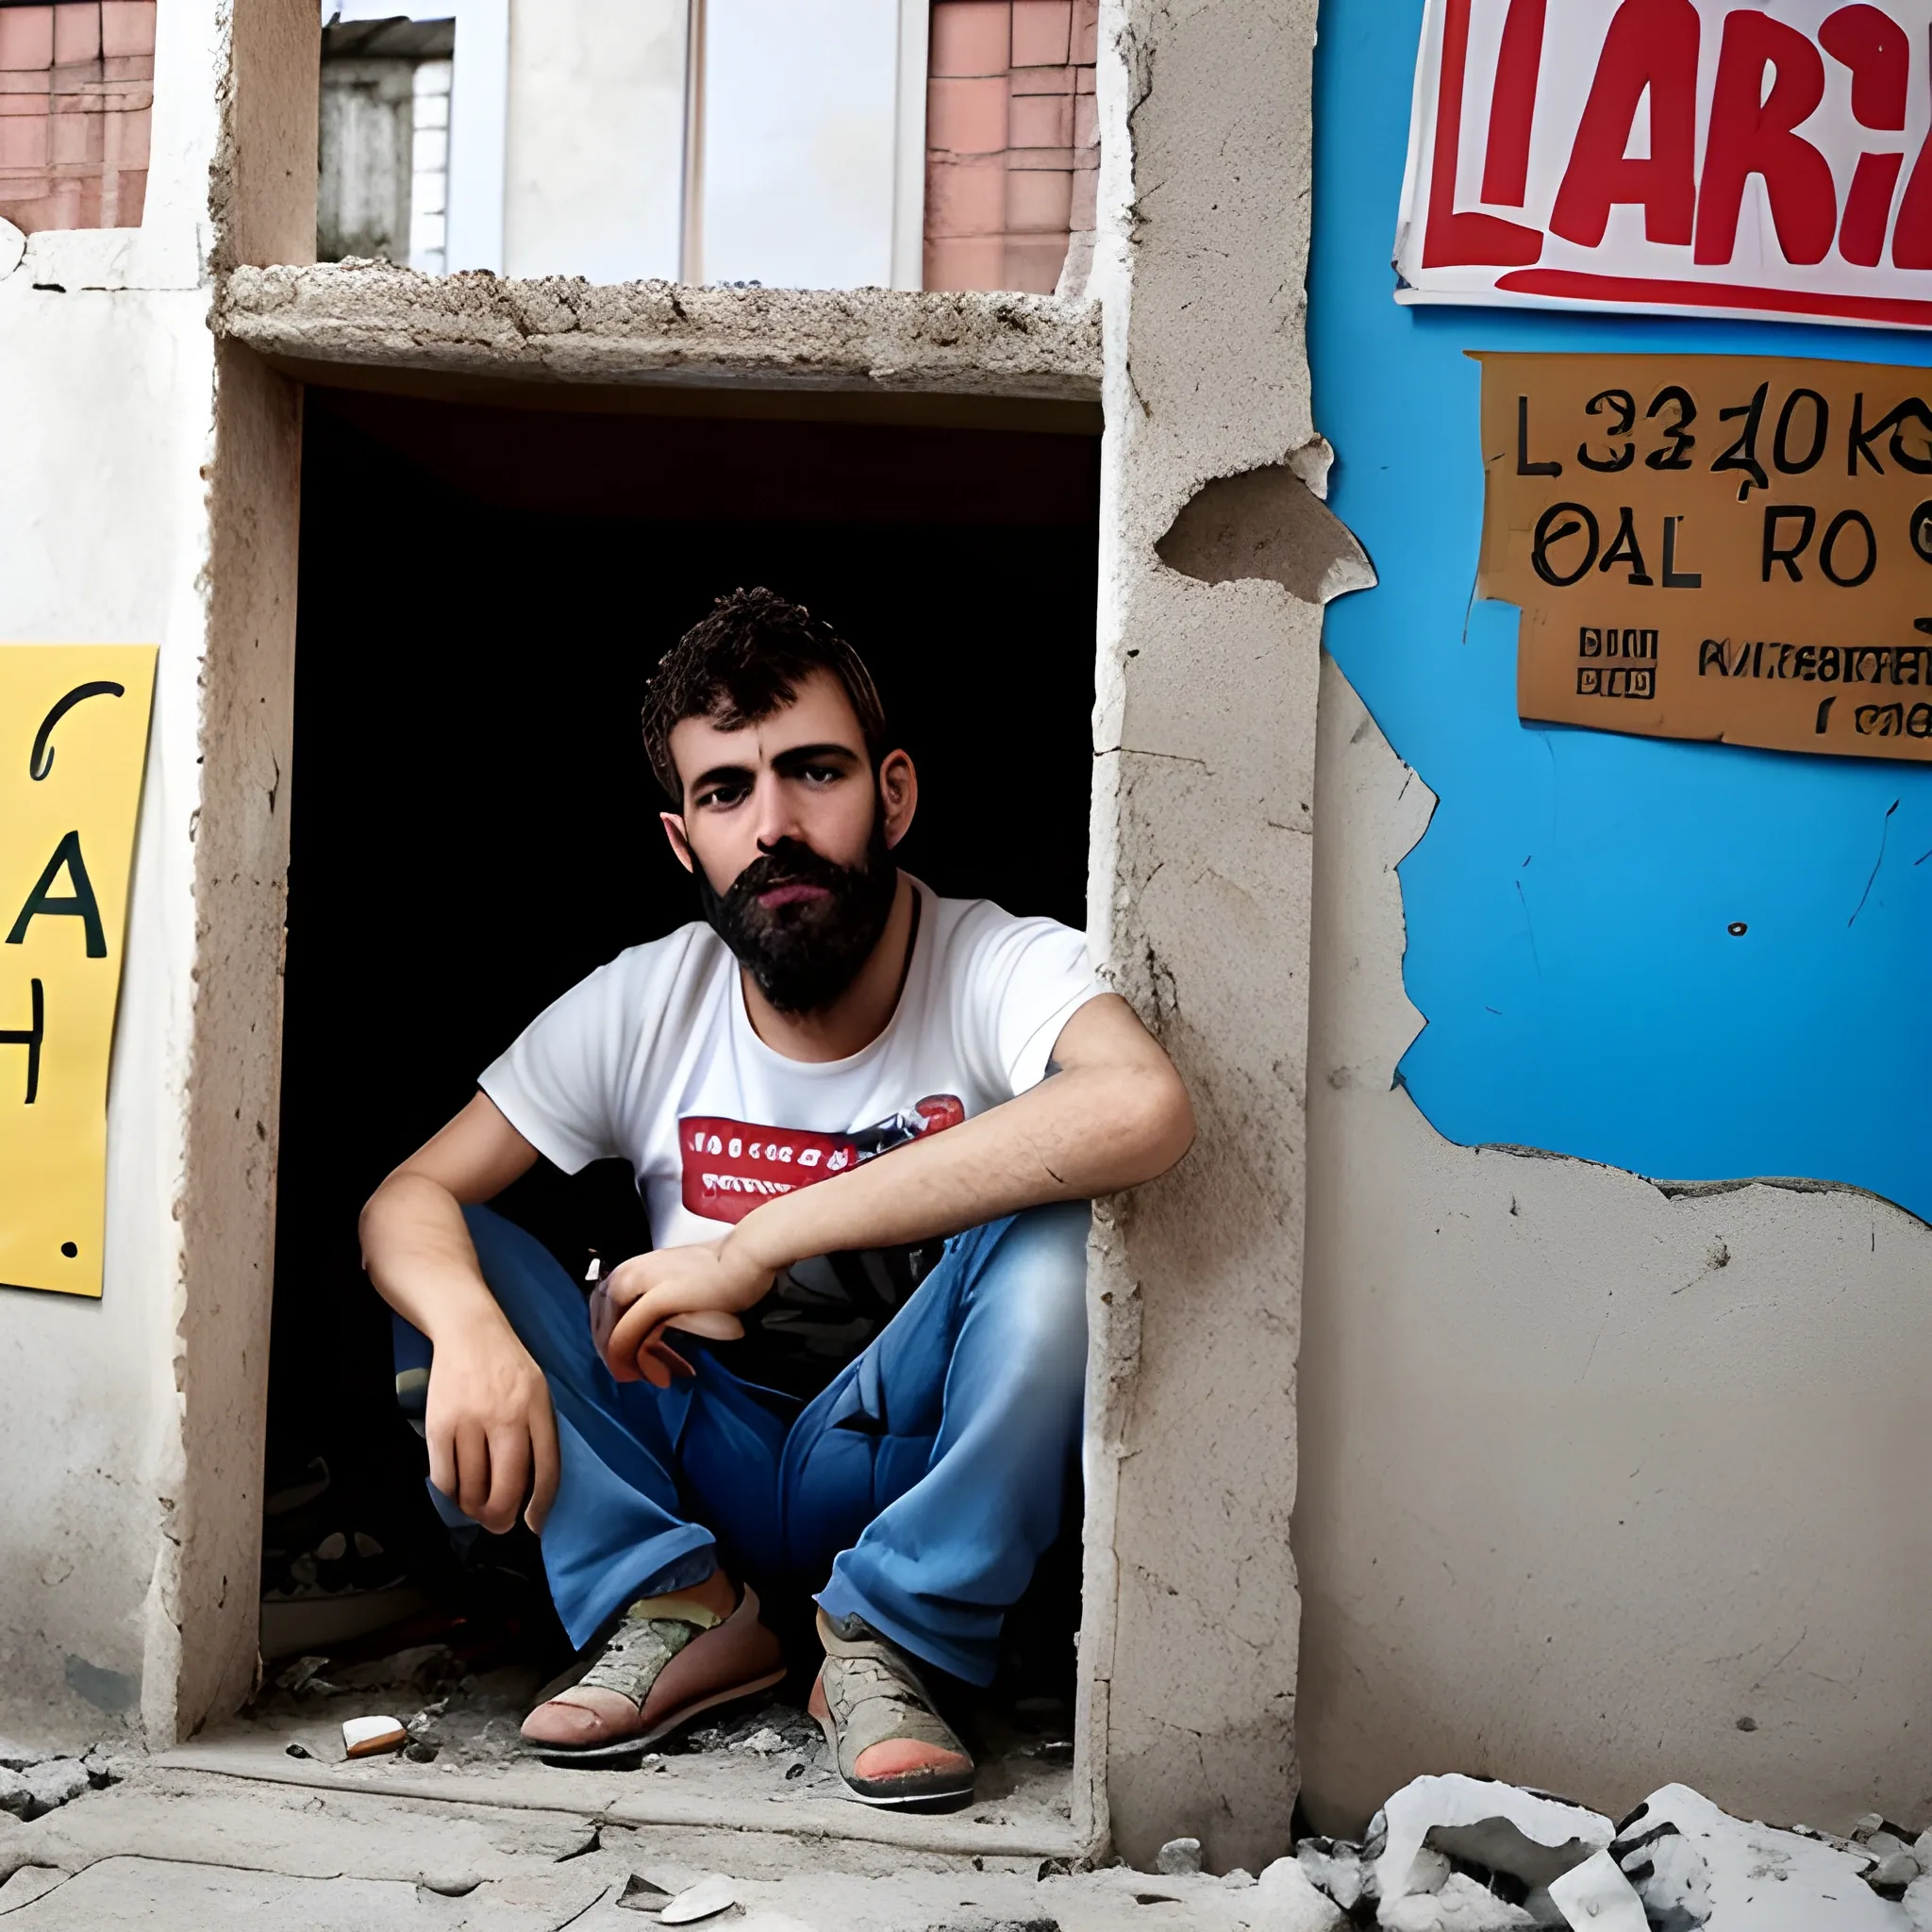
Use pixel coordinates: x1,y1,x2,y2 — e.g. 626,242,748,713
1311,0,1932,1217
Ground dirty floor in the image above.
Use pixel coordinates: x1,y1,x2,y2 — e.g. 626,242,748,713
0,1742,1296,1931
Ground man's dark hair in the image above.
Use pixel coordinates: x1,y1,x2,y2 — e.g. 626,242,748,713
641,588,889,804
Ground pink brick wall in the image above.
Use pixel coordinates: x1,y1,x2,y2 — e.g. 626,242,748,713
0,2,154,234
925,0,1097,294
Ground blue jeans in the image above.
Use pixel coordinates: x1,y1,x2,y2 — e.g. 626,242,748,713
396,1202,1090,1687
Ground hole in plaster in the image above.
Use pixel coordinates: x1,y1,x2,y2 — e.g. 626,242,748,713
259,386,1101,1833
1156,460,1376,606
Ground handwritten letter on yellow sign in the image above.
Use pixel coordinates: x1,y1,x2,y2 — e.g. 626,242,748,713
0,646,156,1297
1477,354,1932,762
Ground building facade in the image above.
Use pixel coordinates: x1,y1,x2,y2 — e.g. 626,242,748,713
0,0,1926,1879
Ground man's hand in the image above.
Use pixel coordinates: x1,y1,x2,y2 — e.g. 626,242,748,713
601,1241,772,1388
424,1320,561,1536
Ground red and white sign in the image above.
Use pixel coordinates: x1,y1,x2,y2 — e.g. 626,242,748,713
1397,0,1932,327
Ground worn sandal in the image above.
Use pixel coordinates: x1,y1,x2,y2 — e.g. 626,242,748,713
521,1584,785,1766
808,1608,975,1809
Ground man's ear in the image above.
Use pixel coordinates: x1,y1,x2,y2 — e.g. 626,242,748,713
878,749,918,850
660,810,695,874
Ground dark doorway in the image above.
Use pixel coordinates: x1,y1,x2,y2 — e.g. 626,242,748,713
261,385,1100,1711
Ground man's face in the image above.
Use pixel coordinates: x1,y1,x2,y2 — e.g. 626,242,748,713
661,670,918,1013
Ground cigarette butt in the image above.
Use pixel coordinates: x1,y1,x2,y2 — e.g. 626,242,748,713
342,1714,407,1758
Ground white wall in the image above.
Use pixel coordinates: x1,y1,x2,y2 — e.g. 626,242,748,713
0,278,213,1745
0,15,224,1740
503,0,687,284
700,0,900,289
0,0,311,1753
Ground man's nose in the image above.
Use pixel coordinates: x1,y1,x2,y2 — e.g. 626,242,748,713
750,773,805,849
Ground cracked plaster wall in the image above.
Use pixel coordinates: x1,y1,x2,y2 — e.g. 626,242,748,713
1081,0,1318,1874
1296,658,1932,1836
0,0,312,1752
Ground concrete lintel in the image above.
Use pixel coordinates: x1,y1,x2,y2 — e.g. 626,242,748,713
214,262,1104,405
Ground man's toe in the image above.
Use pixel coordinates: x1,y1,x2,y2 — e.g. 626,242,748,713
851,1737,974,1783
519,1687,634,1746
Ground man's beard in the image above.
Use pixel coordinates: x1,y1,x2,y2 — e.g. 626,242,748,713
695,823,900,1016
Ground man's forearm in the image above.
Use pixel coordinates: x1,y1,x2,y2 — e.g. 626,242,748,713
724,1057,1190,1277
360,1173,517,1345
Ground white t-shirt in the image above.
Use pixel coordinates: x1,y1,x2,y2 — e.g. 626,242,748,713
479,877,1104,1395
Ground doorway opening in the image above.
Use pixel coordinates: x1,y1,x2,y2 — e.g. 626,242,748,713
258,382,1101,1806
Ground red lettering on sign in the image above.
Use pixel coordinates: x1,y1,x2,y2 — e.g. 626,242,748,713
1549,0,1700,249
1422,0,1544,267
1890,26,1932,267
1821,5,1910,127
1826,6,1912,270
1478,0,1547,207
1694,11,1838,267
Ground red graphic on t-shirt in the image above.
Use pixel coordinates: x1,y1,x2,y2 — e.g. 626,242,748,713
679,1095,966,1224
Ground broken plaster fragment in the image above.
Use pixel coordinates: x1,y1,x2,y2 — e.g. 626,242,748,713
1254,1856,1348,1931
1294,1838,1364,1910
1374,1774,1612,1907
1157,1838,1203,1874
1156,461,1376,608
1381,1874,1535,1931
659,1874,740,1924
1613,1784,1904,1930
1871,1850,1923,1890
1544,1850,1647,1932
616,1873,674,1914
19,1759,87,1818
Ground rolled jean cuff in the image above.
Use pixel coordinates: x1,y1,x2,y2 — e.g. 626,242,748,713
813,1574,992,1689
634,1543,720,1601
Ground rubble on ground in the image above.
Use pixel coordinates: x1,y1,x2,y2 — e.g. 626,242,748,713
0,1737,125,1822
1290,1774,1926,1929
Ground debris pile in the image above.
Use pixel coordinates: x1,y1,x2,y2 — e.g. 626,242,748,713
0,1740,123,1822
1291,1774,1928,1929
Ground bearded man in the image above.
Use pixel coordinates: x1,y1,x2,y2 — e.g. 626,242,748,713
359,588,1194,1808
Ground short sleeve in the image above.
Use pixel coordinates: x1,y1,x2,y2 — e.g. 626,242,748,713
478,959,633,1174
955,905,1107,1097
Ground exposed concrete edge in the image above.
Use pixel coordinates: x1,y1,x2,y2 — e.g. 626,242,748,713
1474,1141,1931,1225
157,1745,1084,1859
212,263,1105,403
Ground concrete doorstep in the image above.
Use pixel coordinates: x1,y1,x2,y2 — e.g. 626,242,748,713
0,1757,1321,1931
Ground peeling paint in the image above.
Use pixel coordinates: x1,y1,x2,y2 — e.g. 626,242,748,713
1156,459,1375,606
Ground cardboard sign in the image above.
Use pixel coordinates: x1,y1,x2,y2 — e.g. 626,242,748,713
1399,0,1932,328
0,646,157,1297
1475,353,1932,759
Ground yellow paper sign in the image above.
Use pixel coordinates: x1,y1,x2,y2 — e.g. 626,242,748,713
1476,353,1932,761
0,646,157,1297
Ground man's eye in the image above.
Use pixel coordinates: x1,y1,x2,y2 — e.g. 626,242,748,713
698,785,748,809
801,764,840,785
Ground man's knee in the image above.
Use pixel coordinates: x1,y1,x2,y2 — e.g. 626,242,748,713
963,1202,1091,1376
